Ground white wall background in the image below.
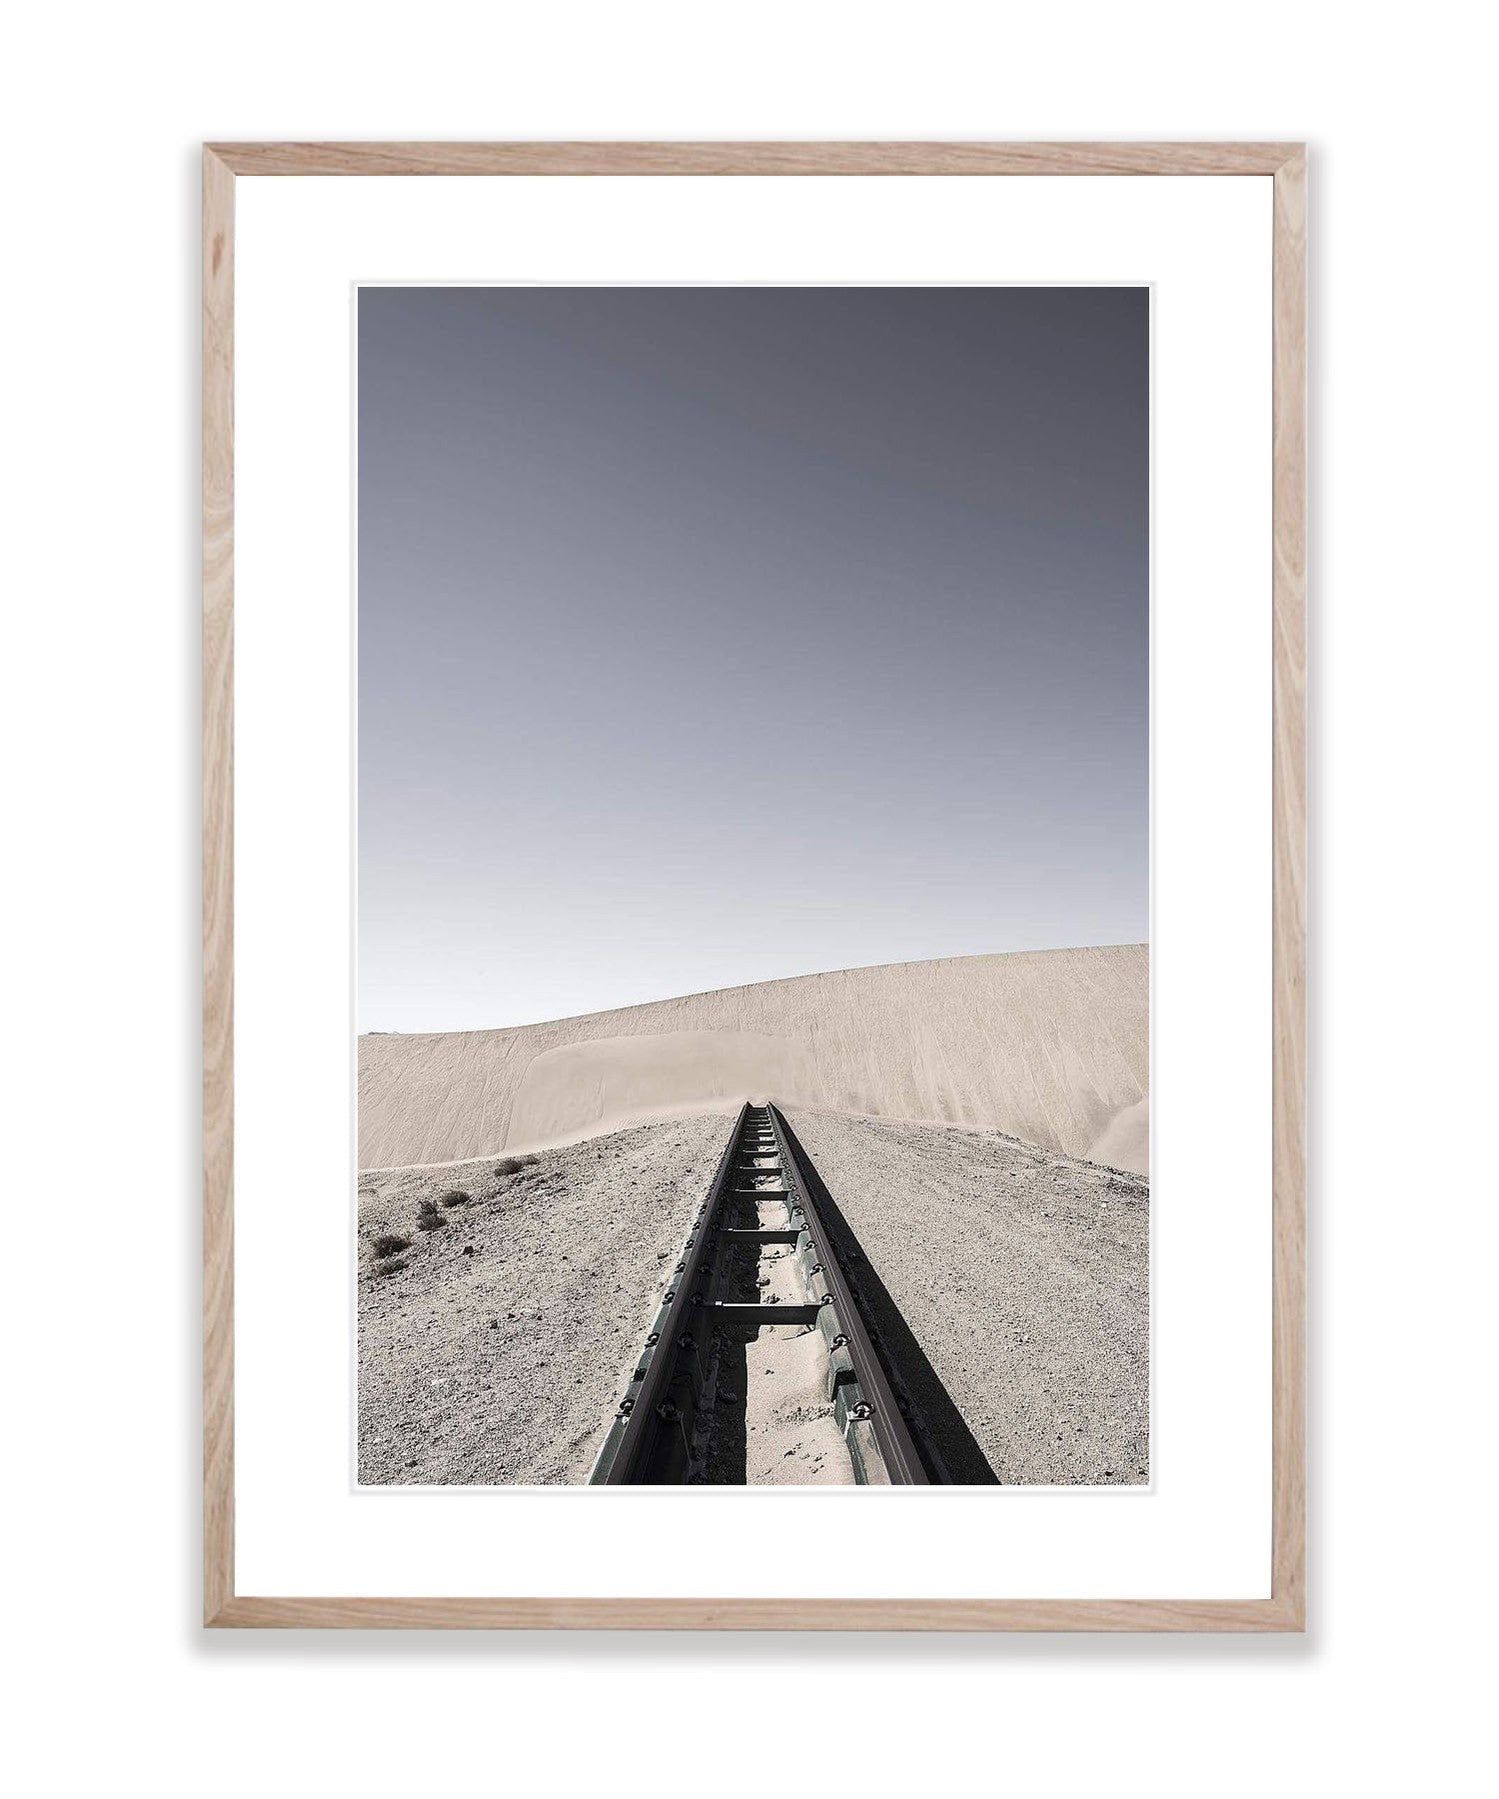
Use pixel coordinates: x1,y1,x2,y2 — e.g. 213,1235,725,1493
3,4,1493,1794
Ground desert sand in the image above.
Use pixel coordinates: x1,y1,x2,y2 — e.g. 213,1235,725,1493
359,944,1150,1485
358,1102,1147,1485
358,1112,732,1485
360,943,1148,1175
784,1107,1148,1484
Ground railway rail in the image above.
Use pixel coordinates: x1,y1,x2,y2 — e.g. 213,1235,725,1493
590,1103,942,1485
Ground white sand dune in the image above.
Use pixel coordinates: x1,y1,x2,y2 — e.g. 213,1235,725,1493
359,943,1148,1175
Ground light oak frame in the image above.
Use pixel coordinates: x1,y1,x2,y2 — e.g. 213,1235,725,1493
203,141,1307,1631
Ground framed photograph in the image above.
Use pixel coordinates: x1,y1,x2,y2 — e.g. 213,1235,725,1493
204,141,1305,1629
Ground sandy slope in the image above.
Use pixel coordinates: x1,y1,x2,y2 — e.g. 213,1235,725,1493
785,1107,1149,1484
357,1111,733,1485
360,944,1148,1174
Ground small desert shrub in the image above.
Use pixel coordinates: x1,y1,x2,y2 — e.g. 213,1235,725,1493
375,1257,407,1277
441,1190,470,1208
415,1200,446,1232
494,1156,536,1178
371,1233,411,1259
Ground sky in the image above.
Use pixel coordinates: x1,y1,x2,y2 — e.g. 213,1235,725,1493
358,285,1148,1033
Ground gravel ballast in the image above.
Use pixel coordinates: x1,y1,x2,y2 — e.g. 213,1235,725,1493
784,1107,1149,1484
358,1111,733,1484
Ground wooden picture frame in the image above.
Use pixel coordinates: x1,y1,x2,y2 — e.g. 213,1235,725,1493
203,140,1306,1630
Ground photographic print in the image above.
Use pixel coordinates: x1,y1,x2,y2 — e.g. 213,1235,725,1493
355,284,1150,1489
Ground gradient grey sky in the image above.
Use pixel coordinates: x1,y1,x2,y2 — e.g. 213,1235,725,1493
359,286,1148,1033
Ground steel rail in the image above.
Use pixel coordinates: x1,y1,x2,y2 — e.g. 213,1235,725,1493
589,1102,749,1484
766,1105,933,1485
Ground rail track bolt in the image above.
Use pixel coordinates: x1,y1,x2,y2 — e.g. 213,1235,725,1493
664,1290,676,1304
851,1401,874,1421
818,1294,835,1307
645,1333,660,1347
674,1262,687,1274
617,1398,635,1417
656,1400,680,1422
832,1334,849,1349
810,1262,824,1275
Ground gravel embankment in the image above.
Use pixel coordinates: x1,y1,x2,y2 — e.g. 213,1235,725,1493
784,1108,1149,1485
357,1110,733,1484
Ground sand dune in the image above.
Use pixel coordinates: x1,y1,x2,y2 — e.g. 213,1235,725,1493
359,944,1148,1174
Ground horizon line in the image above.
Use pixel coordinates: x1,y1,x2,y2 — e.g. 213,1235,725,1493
359,939,1149,1041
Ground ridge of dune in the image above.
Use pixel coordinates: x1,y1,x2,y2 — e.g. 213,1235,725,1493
359,944,1149,1174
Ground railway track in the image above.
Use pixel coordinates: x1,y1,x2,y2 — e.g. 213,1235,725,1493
590,1103,940,1485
